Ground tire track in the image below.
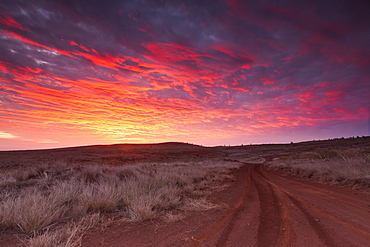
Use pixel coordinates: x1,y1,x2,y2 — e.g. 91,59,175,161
258,164,370,244
190,163,296,247
190,162,370,247
254,172,283,247
188,165,253,247
253,164,294,247
287,195,336,247
214,167,251,247
264,168,370,213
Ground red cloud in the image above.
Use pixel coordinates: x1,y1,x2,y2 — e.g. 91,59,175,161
68,40,91,52
1,0,367,150
3,31,74,58
143,42,199,63
0,15,29,31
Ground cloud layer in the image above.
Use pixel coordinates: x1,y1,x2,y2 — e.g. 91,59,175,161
0,0,369,149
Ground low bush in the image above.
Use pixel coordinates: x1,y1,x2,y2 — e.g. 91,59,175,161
0,191,66,234
266,149,370,189
0,159,240,246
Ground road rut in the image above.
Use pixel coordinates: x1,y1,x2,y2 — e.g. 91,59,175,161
82,162,370,247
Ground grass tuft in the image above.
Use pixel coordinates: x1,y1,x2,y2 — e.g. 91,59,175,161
266,148,370,190
0,159,240,246
0,191,66,234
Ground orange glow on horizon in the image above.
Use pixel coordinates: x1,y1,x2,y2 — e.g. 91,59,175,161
0,1,368,150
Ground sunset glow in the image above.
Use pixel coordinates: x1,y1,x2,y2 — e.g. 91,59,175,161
0,0,369,150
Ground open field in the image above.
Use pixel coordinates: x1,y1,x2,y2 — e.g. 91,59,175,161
1,137,370,246
0,143,241,246
264,139,370,191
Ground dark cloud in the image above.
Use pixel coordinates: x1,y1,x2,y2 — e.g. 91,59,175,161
0,0,369,149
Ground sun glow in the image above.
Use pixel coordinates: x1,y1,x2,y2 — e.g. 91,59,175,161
0,0,368,150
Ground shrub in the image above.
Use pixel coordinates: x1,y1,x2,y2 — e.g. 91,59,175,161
0,191,66,234
318,150,338,160
0,159,240,246
81,165,103,183
27,213,101,247
266,149,370,188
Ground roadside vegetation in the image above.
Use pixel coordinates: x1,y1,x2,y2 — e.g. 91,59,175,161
265,148,370,190
1,138,369,246
0,157,240,246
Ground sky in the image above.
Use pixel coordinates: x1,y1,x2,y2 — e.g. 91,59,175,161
0,0,369,150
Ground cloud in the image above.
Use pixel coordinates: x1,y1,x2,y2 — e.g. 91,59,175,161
0,131,19,139
0,0,368,149
0,15,29,31
28,139,59,144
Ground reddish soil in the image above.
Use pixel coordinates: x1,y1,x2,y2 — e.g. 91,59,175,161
82,163,370,247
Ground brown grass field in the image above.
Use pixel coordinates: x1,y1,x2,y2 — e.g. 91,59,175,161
0,137,369,246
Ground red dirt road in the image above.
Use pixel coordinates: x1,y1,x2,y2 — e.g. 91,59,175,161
82,163,370,247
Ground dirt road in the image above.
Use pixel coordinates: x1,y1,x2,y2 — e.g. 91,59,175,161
82,163,370,247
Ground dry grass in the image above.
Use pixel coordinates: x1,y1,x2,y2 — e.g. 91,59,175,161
266,148,370,189
2,138,367,245
0,191,66,234
27,213,101,247
0,158,240,246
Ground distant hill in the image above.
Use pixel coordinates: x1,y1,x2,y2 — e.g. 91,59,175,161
1,137,369,169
